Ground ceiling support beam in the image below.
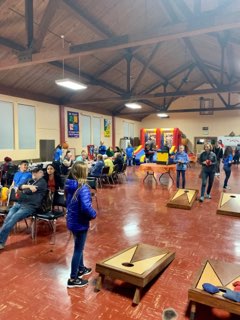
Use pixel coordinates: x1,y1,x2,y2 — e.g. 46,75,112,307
131,44,161,94
25,0,34,49
183,38,228,107
34,0,58,52
65,85,240,106
126,53,132,93
1,10,240,71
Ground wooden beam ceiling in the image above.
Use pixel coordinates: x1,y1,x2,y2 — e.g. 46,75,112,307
34,0,59,52
1,10,240,71
65,85,240,106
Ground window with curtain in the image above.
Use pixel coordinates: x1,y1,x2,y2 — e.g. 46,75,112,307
123,121,134,138
18,104,36,149
82,115,91,148
92,116,101,146
0,101,14,149
129,123,134,138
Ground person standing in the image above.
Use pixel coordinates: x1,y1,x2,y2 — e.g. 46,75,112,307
53,144,63,174
125,143,134,166
199,143,217,202
213,141,223,176
65,162,96,288
98,141,107,155
223,146,233,190
174,145,189,189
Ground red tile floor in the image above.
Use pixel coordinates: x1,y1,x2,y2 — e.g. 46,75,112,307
0,164,240,320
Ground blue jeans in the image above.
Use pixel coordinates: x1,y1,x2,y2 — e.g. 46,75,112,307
0,203,35,245
201,170,215,197
127,157,133,166
176,170,186,188
70,230,88,279
223,166,231,188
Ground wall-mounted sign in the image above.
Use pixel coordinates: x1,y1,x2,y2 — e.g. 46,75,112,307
68,111,79,138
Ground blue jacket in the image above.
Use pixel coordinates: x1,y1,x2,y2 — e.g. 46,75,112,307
126,147,134,158
223,155,233,168
90,160,104,176
98,145,107,155
174,152,189,171
65,179,96,232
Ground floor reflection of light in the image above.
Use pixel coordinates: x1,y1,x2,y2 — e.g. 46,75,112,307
123,224,140,237
234,241,240,256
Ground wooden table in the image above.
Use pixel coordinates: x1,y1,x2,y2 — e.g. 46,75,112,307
188,260,240,319
95,243,175,304
139,163,176,184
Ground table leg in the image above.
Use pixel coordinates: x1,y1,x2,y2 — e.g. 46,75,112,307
190,302,196,320
133,287,142,304
143,171,149,182
159,171,174,184
95,274,105,291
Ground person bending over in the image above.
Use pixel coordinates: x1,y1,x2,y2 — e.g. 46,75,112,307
65,162,96,288
199,143,217,202
0,167,47,249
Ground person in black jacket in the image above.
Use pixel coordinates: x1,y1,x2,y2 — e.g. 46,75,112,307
199,143,217,202
0,167,47,249
113,152,124,172
213,141,223,176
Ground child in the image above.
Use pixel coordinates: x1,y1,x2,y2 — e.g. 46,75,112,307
174,145,189,189
223,146,233,190
125,143,134,166
65,162,96,288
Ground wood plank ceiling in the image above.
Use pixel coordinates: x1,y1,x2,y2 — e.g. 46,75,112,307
0,0,240,120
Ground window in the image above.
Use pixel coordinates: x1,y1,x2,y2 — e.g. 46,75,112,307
92,117,101,146
123,121,134,138
0,101,14,149
82,115,91,147
18,104,36,149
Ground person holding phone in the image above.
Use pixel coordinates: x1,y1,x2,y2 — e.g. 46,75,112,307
174,145,189,189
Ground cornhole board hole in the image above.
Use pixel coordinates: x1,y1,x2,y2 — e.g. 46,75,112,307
167,188,198,210
188,260,240,319
95,243,175,304
217,193,240,217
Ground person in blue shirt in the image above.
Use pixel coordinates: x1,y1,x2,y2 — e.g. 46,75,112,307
174,145,189,189
89,154,104,177
222,146,233,190
12,160,32,189
98,141,107,155
125,143,134,166
53,144,63,174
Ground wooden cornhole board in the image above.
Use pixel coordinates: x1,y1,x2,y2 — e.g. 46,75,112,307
167,188,198,210
95,243,175,304
217,192,240,217
188,260,240,319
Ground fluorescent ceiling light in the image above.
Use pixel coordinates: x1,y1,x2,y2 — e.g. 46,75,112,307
55,78,87,90
125,102,142,109
157,113,169,118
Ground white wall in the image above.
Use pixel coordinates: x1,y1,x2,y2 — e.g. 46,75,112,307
0,94,59,161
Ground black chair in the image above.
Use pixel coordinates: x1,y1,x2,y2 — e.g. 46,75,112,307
87,178,99,209
118,163,128,181
31,191,66,244
109,164,119,184
0,187,15,218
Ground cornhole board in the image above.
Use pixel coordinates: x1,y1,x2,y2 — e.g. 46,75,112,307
188,260,240,320
95,243,175,304
167,188,198,210
217,192,240,217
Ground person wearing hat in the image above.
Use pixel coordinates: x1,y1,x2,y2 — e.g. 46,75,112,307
0,167,47,249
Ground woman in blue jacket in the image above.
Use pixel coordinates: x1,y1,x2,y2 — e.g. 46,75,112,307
174,145,189,189
223,146,233,190
65,162,96,288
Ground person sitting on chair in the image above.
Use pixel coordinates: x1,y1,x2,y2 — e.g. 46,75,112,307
113,152,124,172
11,160,32,189
0,156,13,186
89,154,104,177
61,151,74,175
44,163,64,205
98,141,107,156
103,155,114,175
0,167,47,250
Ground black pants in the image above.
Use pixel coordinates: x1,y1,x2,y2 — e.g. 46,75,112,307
223,166,231,188
201,170,215,197
176,170,186,188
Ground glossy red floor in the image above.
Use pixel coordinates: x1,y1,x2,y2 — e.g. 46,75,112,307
1,164,240,320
